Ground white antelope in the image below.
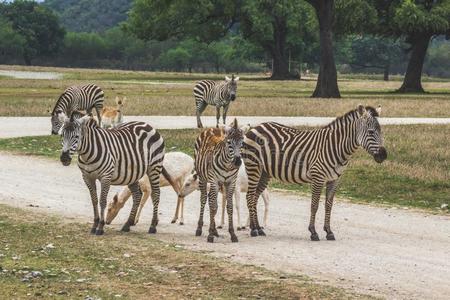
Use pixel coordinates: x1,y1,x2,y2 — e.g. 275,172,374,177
179,163,270,230
106,152,194,225
101,96,125,128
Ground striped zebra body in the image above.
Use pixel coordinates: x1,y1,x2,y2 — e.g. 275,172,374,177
60,115,165,235
51,84,104,134
242,105,387,240
194,119,244,243
194,75,239,128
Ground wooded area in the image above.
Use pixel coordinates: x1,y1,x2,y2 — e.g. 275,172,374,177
0,0,449,97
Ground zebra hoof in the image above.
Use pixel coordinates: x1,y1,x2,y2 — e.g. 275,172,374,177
121,224,130,232
237,227,242,231
195,229,202,236
90,227,97,234
217,225,223,229
231,235,238,243
148,227,157,234
326,233,336,241
250,229,258,237
207,236,214,243
257,229,266,236
171,220,176,224
310,233,320,241
179,222,184,226
95,229,104,236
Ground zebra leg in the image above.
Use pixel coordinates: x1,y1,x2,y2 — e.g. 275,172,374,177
148,165,162,234
195,179,207,236
95,106,102,127
96,178,111,235
196,101,207,128
218,191,225,229
207,183,219,243
225,182,238,242
122,182,143,232
309,181,324,241
324,180,338,240
245,165,261,237
82,175,99,234
215,106,221,128
253,172,269,236
222,103,230,126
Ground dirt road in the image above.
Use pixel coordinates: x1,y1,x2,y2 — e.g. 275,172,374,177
2,116,450,138
0,152,449,299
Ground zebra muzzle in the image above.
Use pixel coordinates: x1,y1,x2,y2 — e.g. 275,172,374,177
230,94,236,101
233,157,242,167
373,147,387,163
60,151,72,166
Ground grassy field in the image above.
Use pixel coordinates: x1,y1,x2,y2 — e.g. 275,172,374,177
0,204,364,299
0,65,449,117
0,124,448,212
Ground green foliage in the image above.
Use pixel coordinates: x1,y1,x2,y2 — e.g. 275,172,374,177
0,16,26,63
44,0,133,32
0,0,65,64
334,0,378,35
127,0,238,42
425,39,450,77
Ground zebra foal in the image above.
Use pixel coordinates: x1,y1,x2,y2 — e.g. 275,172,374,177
51,84,104,135
194,119,246,243
59,113,167,235
194,75,239,128
242,105,387,241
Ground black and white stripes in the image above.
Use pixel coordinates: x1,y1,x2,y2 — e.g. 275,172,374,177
194,119,245,243
51,84,104,134
194,75,239,128
242,105,387,240
59,114,165,235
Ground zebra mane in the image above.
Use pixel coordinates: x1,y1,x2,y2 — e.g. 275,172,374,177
52,93,67,114
325,106,379,129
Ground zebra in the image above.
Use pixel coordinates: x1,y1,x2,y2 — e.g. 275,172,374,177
194,75,240,128
51,84,104,135
242,105,387,241
194,119,246,243
59,112,170,235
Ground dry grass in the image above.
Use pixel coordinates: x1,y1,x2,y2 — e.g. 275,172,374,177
0,65,449,117
0,204,364,299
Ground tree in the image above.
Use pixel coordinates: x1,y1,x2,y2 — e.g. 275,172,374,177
0,17,26,63
0,1,65,65
374,0,450,92
240,0,317,79
305,0,377,97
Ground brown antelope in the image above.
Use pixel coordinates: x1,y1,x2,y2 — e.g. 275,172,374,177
101,96,125,128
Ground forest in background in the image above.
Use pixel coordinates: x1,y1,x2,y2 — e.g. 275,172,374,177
0,0,449,87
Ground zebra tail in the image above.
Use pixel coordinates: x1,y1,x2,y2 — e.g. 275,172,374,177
161,166,177,190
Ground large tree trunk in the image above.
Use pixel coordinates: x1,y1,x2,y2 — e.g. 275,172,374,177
309,0,340,98
397,33,431,93
269,16,298,80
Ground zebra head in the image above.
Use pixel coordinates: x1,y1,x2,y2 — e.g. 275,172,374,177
225,74,239,101
356,105,387,164
51,109,67,135
224,118,245,167
59,113,89,166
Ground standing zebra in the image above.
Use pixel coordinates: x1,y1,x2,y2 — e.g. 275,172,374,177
242,105,387,240
194,75,240,128
59,113,168,235
51,84,104,135
194,119,246,243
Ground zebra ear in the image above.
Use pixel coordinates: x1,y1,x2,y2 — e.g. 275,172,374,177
58,111,67,123
225,76,231,82
241,123,250,133
357,104,366,117
234,76,240,81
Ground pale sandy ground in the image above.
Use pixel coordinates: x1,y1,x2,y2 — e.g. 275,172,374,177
0,70,62,80
0,152,449,299
2,116,450,138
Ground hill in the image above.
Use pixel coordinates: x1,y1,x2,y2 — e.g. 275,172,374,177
43,0,132,32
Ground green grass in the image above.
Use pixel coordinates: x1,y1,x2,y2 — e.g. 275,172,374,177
0,204,364,299
1,124,449,212
0,65,449,117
